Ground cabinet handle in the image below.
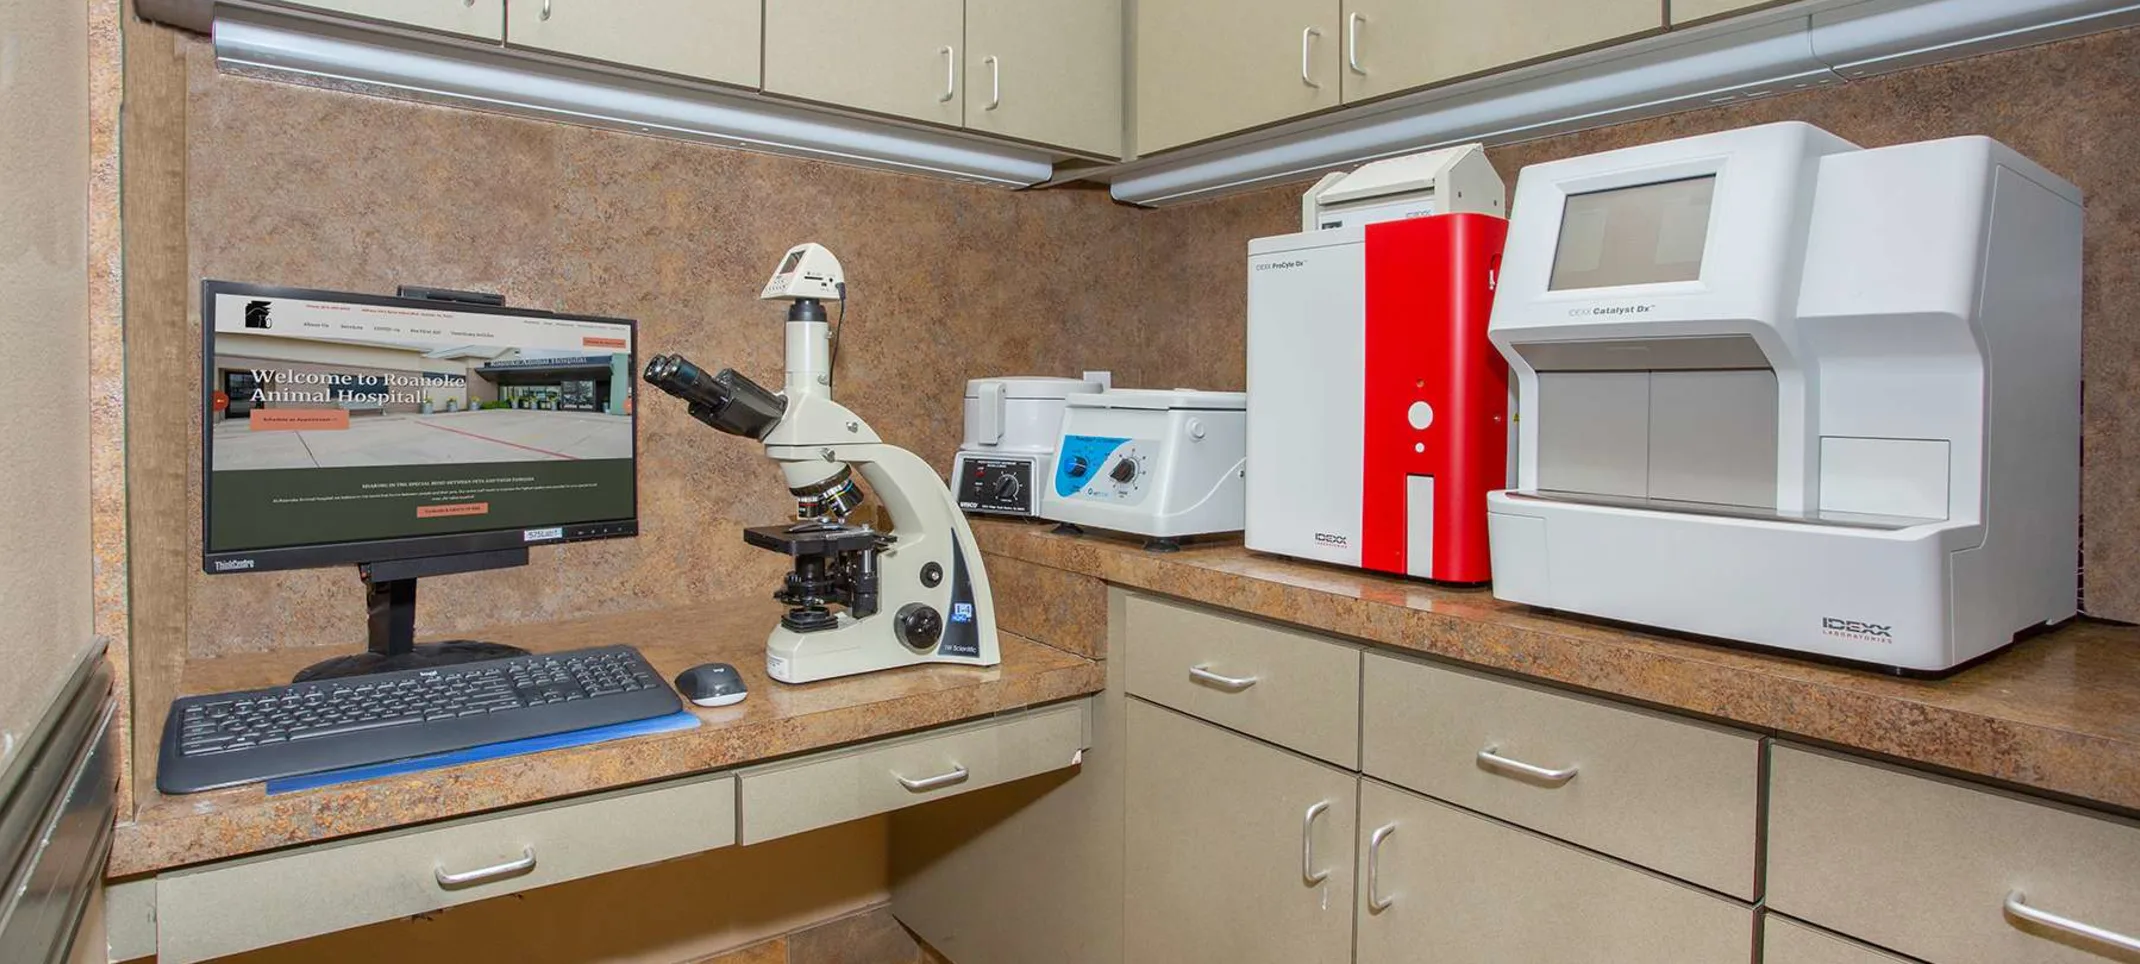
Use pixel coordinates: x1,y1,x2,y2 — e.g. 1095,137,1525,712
1347,13,1366,75
1188,665,1258,692
896,764,970,792
1366,823,1397,912
539,0,550,20
1477,746,1579,785
984,55,1001,111
434,847,537,888
1300,27,1322,88
2005,891,2140,954
1301,800,1331,885
938,46,957,103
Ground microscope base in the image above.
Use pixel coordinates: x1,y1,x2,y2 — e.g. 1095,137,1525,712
765,625,998,685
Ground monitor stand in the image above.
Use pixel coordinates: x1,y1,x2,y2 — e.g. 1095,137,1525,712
292,547,533,683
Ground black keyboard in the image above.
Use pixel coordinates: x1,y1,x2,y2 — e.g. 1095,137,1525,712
157,645,682,794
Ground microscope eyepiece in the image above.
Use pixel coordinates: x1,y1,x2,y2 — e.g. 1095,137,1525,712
642,353,787,440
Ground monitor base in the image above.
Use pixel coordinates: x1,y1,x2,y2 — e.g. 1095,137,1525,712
292,640,530,683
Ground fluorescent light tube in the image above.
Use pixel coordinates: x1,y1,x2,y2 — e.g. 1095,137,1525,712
212,9,1056,188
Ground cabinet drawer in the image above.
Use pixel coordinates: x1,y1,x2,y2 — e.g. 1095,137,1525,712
739,700,1088,845
1765,915,1916,964
1360,651,1761,897
155,773,734,962
1769,744,2140,964
1123,593,1360,768
1355,780,1754,964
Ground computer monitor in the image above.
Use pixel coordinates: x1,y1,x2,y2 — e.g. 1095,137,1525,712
201,281,639,681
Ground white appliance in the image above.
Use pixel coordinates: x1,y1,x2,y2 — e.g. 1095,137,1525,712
1041,389,1248,550
1485,121,2081,674
1247,145,1510,584
952,374,1108,517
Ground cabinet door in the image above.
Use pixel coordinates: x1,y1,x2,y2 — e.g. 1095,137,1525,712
965,0,1122,157
1672,0,1776,25
1126,700,1356,964
1339,0,1660,103
273,0,506,40
1354,780,1754,964
1134,0,1340,154
764,0,965,127
1765,915,1917,964
505,0,761,88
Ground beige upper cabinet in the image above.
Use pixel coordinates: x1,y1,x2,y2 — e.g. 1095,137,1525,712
1340,0,1661,103
274,0,507,40
1125,700,1358,964
1134,0,1341,155
1672,0,1777,25
505,0,762,88
764,0,966,127
964,0,1123,157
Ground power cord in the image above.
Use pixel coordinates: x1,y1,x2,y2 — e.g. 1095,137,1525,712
827,281,848,389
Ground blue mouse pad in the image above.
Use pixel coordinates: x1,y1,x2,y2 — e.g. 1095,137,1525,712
265,711,703,795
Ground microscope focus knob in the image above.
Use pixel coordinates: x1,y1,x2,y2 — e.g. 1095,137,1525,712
896,603,943,650
1109,459,1138,484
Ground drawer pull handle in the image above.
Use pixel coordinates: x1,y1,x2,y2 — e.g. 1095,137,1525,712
2005,890,2140,954
1477,747,1578,785
938,46,957,103
1367,823,1397,912
1301,800,1331,885
434,847,537,888
1189,665,1258,692
897,765,971,793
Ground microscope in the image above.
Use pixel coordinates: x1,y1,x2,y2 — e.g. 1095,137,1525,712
643,243,1000,684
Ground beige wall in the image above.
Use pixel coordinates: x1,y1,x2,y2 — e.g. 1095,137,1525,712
0,0,94,768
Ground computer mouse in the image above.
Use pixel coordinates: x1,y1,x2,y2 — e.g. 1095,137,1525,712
674,662,748,707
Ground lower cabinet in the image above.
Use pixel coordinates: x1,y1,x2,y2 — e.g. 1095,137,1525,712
1126,699,1358,964
1764,914,1916,964
1354,780,1754,964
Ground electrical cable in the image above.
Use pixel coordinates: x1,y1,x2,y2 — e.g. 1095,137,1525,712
827,281,848,389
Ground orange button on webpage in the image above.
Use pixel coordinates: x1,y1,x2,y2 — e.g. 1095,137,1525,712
248,409,350,431
416,502,490,519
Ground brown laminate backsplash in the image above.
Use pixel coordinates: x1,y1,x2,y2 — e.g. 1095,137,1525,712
173,26,2140,660
177,39,1172,656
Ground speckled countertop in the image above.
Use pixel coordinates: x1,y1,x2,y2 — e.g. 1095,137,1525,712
110,598,1101,878
971,519,2140,814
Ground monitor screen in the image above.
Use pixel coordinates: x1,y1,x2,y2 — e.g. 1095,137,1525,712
202,282,637,572
1548,175,1716,290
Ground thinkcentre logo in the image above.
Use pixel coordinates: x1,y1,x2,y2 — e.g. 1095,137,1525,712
213,558,257,572
1821,617,1893,644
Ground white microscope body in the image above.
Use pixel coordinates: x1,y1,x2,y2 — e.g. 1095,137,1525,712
646,243,1000,684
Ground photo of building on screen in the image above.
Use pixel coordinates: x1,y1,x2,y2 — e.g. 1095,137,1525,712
210,332,635,471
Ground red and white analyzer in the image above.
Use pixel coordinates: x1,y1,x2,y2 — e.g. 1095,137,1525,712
1244,145,1510,583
